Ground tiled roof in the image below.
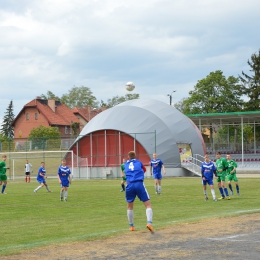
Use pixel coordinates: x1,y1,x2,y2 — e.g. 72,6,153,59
13,99,80,126
72,106,105,122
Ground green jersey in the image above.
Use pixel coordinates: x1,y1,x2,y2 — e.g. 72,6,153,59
121,163,125,173
121,163,126,181
0,160,7,175
215,157,228,174
227,160,237,174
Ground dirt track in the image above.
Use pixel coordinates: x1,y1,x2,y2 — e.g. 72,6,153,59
2,213,260,260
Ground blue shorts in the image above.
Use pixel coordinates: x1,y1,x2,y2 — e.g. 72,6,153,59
37,179,46,184
202,178,214,186
153,173,162,180
60,181,70,187
125,181,150,203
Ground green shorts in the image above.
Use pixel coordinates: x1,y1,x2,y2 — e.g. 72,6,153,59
227,173,238,182
122,176,126,181
216,172,226,182
0,174,7,181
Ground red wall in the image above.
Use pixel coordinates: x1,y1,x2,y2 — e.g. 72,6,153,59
70,130,150,167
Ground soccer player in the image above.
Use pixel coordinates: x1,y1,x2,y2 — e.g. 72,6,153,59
150,153,166,195
0,155,10,194
120,158,126,192
226,154,240,196
125,151,153,233
57,159,72,201
34,162,51,193
215,152,230,200
24,160,33,183
201,154,218,201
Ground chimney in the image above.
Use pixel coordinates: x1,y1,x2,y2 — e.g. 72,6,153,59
48,99,56,112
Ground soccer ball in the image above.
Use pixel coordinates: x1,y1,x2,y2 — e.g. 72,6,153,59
126,82,135,91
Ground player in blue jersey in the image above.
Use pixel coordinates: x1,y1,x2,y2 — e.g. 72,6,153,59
201,154,218,201
34,162,51,193
150,153,166,195
125,151,153,233
57,159,72,201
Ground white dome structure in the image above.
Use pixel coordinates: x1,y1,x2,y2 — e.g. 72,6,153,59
69,99,205,178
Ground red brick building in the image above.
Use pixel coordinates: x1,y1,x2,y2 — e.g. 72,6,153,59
12,98,81,138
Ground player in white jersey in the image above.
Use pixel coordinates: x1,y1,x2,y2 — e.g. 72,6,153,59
24,160,33,183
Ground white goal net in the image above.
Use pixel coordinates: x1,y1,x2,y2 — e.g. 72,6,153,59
0,151,77,180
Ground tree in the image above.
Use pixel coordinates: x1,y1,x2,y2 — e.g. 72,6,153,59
239,49,260,110
40,91,60,101
41,86,140,109
0,100,15,139
182,70,243,146
173,98,189,113
71,122,80,136
103,93,140,108
60,86,98,109
182,70,243,114
28,125,60,150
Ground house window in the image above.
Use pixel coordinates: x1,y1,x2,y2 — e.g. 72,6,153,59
65,126,68,134
26,113,29,120
35,113,38,120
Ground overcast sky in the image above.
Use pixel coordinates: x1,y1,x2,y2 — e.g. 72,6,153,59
1,0,260,122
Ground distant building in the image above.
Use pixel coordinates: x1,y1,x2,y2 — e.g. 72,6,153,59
72,106,106,126
11,98,81,138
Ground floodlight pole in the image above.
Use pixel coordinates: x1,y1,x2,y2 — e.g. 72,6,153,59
167,90,177,106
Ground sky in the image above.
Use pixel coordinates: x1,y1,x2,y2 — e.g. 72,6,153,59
1,0,260,123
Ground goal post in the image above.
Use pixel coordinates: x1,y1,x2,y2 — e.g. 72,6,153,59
0,151,74,180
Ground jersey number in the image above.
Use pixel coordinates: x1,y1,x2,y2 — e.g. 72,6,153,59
128,162,134,171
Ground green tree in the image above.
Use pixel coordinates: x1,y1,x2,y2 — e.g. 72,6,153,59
71,122,80,136
0,100,15,139
182,70,243,146
183,70,243,114
40,91,60,101
28,125,60,150
104,93,140,108
239,49,260,110
60,86,98,109
174,98,188,113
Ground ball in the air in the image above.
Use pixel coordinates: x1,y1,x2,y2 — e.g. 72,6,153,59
126,82,135,91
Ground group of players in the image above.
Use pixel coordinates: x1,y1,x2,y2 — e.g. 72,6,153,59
0,155,72,202
33,159,72,202
2,151,238,232
201,152,240,201
0,152,165,233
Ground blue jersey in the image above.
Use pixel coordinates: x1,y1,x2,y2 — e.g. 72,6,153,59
150,158,164,175
37,166,46,182
201,161,216,180
124,159,144,183
58,165,71,186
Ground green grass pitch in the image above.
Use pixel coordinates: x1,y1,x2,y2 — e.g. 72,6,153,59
0,177,259,256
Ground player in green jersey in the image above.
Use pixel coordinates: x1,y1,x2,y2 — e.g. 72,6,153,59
215,152,230,200
226,154,240,196
120,158,126,192
0,155,10,194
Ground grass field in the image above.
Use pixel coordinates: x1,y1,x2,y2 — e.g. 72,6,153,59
0,177,259,256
